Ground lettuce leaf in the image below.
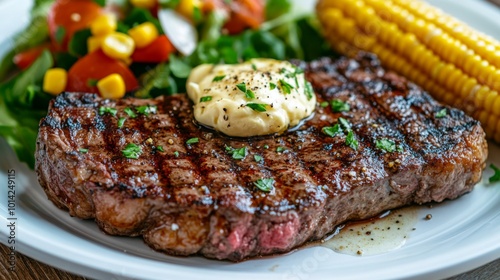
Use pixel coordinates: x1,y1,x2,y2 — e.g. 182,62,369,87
0,50,53,168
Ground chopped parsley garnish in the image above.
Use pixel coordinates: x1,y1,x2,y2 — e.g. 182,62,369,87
136,105,157,116
376,139,396,153
276,146,285,153
278,79,294,94
345,130,359,150
322,124,342,137
245,89,256,99
331,99,350,112
236,82,247,93
174,151,180,157
79,148,88,154
246,103,267,112
251,63,257,70
122,143,142,159
254,178,274,192
186,137,199,145
254,154,263,163
489,164,500,183
338,117,351,131
200,96,213,102
212,75,226,82
270,83,277,90
117,117,126,128
436,108,447,118
156,145,164,152
320,101,329,108
225,145,247,160
304,79,314,100
99,106,117,116
264,144,269,149
124,107,137,118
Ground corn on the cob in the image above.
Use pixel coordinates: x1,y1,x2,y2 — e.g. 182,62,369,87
317,0,500,140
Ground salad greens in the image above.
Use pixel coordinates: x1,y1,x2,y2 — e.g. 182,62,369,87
0,0,335,168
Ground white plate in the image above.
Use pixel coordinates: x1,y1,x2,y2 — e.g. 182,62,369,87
0,0,499,279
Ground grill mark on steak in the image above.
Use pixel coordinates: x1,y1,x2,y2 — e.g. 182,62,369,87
36,54,487,261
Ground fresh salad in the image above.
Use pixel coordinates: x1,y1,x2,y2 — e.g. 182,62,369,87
0,0,334,168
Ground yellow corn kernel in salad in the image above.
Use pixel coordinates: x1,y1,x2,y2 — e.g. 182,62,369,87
43,68,67,95
101,33,135,60
128,22,159,48
176,0,203,21
87,35,106,53
97,73,126,99
90,14,117,36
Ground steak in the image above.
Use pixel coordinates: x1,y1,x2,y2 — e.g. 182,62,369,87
35,54,487,261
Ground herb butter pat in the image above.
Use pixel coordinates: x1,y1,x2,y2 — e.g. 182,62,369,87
186,59,316,137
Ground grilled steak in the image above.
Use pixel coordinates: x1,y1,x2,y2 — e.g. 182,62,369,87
35,54,487,261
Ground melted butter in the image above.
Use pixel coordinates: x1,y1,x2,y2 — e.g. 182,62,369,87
321,206,419,256
186,59,316,137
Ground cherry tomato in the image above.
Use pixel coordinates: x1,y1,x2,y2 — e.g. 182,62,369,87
131,35,175,63
47,0,102,50
67,50,138,93
13,44,52,70
204,0,265,34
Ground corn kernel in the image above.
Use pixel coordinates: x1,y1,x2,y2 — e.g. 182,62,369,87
87,36,106,53
90,14,117,36
43,68,67,95
97,74,126,99
130,0,156,9
128,22,159,48
102,33,135,60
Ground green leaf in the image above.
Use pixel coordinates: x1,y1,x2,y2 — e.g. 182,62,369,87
136,105,157,116
265,0,292,20
322,124,341,137
436,108,447,118
331,99,350,112
254,178,274,192
246,89,256,100
117,117,126,128
99,107,118,116
236,82,247,93
200,10,227,42
124,8,164,34
200,96,212,102
122,143,142,159
320,101,329,108
338,117,351,131
246,103,268,112
213,75,226,82
375,139,396,153
346,130,359,150
79,148,89,154
278,79,294,94
276,146,285,153
270,83,277,90
124,107,137,118
186,137,199,145
169,54,192,78
489,164,500,183
225,145,247,160
254,154,263,163
304,79,314,100
156,145,165,152
93,0,106,6
158,0,180,9
135,63,177,98
68,28,92,57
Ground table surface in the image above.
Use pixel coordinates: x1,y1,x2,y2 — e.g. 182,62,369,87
2,0,500,279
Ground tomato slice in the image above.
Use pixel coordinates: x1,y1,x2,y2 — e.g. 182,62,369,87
13,44,52,70
67,50,138,93
224,0,265,34
47,0,102,50
204,0,265,34
131,35,176,63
